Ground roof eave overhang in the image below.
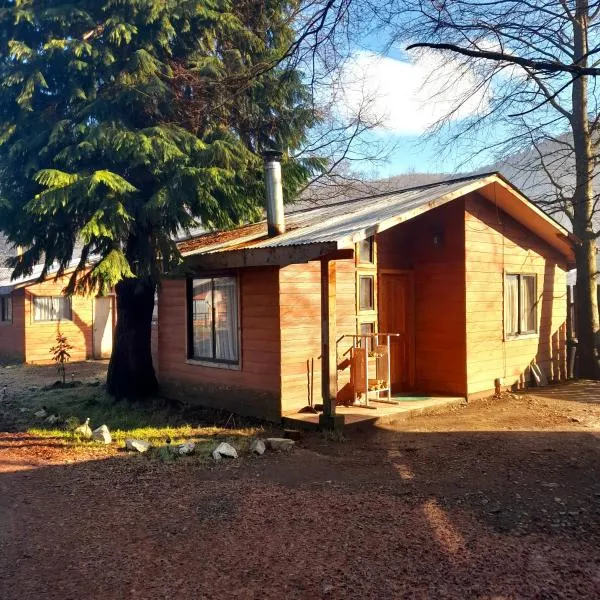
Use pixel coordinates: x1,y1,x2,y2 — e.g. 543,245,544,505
334,174,576,266
176,173,576,271
175,241,345,274
0,277,36,294
0,263,93,295
334,176,503,250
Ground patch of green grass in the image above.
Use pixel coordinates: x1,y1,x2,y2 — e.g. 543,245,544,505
18,382,266,456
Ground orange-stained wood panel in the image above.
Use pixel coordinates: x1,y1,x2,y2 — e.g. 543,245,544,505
464,193,568,395
0,289,26,362
278,258,358,414
279,262,323,414
157,267,283,421
377,199,468,396
378,272,413,392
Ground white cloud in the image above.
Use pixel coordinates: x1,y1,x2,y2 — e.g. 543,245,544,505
337,50,490,135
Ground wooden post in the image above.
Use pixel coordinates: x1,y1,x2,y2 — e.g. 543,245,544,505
319,258,344,429
567,285,574,341
567,284,577,379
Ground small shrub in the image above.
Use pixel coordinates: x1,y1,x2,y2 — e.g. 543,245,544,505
156,445,177,462
64,416,80,432
49,330,73,385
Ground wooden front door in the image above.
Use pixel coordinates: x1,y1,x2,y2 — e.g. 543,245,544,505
378,272,413,392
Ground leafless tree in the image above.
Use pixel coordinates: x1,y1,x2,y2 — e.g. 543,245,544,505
363,0,600,379
293,0,600,377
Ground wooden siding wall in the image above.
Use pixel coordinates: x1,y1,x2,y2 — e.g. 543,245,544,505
157,267,283,421
465,194,568,395
336,259,361,404
279,262,322,414
377,200,468,395
278,259,359,415
0,289,25,362
24,276,94,363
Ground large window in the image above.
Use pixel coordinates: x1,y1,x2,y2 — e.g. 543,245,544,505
33,296,72,322
505,274,537,336
0,295,11,322
188,276,239,364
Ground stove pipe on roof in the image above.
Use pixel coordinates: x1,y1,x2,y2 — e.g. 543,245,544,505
263,150,285,236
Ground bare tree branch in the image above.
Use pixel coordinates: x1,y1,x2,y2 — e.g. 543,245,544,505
406,41,600,76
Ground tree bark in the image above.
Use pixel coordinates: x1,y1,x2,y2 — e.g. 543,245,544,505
107,278,158,398
571,0,600,378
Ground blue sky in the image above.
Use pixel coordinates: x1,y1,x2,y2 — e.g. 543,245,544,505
369,132,459,177
339,45,496,178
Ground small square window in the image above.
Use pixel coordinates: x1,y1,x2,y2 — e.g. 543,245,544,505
358,237,374,263
359,275,374,311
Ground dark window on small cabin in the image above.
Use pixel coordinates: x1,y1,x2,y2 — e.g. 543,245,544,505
33,296,72,322
188,276,239,364
0,295,12,322
358,237,374,263
359,275,375,311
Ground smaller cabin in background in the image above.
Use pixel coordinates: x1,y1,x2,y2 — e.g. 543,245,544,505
0,246,115,364
156,172,574,424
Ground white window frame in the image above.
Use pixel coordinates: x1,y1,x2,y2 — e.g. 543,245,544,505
33,296,72,322
187,275,241,367
504,273,537,338
358,274,375,312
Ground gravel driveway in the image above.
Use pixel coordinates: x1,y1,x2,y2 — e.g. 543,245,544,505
1,369,600,599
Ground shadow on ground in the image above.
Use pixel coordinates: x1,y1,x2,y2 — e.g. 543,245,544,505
1,428,599,599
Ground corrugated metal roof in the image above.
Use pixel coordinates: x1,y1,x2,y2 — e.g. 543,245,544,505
0,233,95,293
181,173,498,256
0,254,96,294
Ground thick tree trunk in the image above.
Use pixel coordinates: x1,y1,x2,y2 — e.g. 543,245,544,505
571,0,600,378
107,278,158,398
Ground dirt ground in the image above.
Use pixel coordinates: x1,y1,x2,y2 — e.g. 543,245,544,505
1,365,600,599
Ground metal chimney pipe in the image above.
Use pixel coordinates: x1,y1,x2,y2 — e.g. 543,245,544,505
263,150,285,237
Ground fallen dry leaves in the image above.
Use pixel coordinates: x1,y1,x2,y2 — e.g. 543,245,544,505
1,378,600,598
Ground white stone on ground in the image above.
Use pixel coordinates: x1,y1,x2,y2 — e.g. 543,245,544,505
45,414,60,425
74,417,92,439
212,442,238,460
92,424,112,444
265,438,295,452
176,441,195,456
34,409,47,418
125,439,152,453
250,439,266,455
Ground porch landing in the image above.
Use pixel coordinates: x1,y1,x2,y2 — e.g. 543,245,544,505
283,395,465,430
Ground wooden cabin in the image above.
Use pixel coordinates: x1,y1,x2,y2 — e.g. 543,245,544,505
0,266,115,364
157,172,574,424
